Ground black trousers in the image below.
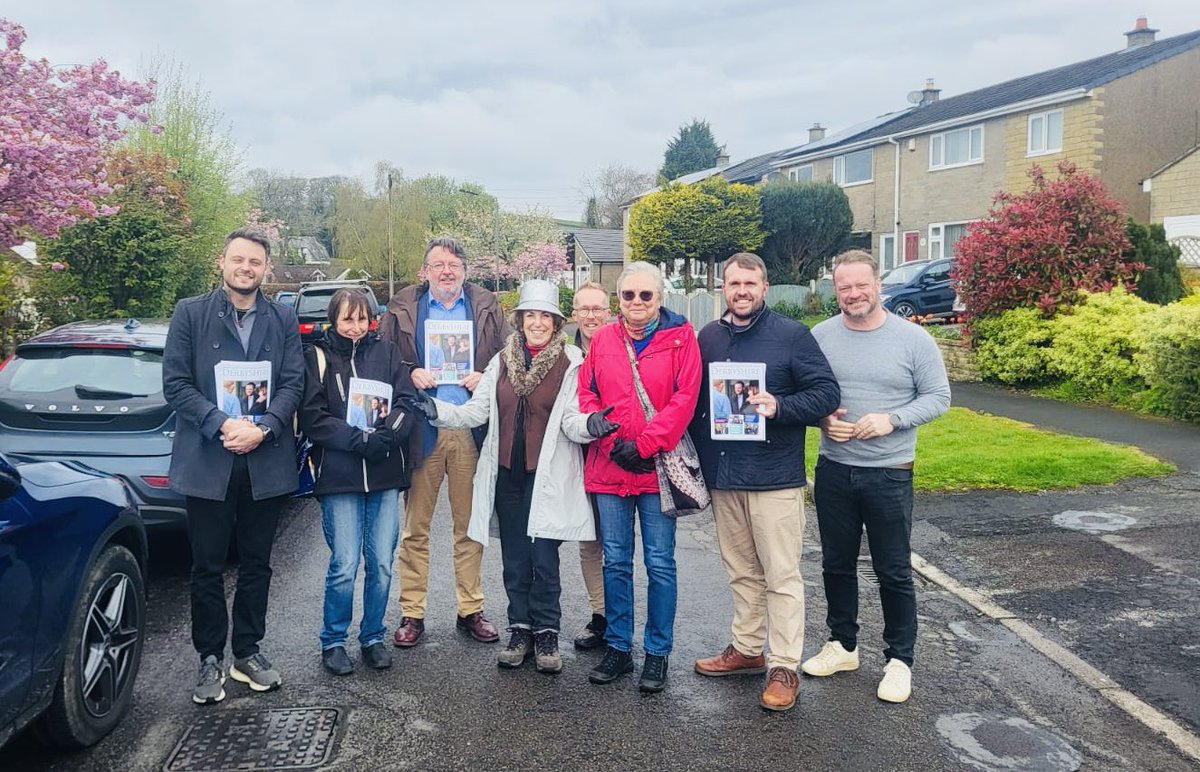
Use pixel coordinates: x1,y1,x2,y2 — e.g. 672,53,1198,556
494,468,562,631
812,456,917,667
186,455,284,660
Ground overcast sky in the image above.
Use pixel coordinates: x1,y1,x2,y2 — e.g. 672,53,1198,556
6,1,1197,220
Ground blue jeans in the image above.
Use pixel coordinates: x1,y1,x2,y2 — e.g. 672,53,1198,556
812,457,916,666
595,493,677,657
319,489,401,650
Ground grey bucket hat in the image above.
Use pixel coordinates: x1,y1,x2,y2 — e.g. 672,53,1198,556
513,279,563,318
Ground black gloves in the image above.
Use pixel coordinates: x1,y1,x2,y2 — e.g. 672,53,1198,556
587,406,620,439
609,438,656,474
361,430,393,462
404,391,438,421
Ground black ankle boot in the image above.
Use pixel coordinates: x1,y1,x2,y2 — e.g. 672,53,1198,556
639,654,668,693
588,646,633,685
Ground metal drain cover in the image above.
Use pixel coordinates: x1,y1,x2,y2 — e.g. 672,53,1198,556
164,707,340,771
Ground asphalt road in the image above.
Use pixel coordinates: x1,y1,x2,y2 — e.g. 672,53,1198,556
3,487,1196,771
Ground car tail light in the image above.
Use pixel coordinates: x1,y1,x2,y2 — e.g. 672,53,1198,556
298,323,316,334
0,354,11,373
141,475,171,489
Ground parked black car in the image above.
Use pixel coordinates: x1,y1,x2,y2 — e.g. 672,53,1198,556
294,281,381,343
879,258,957,320
0,452,147,749
0,319,185,529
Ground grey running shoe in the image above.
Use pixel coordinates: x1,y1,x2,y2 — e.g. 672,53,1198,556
496,627,533,669
192,655,226,704
230,652,282,692
534,630,563,675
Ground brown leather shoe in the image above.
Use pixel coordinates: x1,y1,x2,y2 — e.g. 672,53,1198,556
392,616,424,647
456,612,499,643
694,644,767,677
760,667,800,712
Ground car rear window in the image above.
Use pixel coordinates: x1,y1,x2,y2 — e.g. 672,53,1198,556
4,348,163,396
296,287,379,319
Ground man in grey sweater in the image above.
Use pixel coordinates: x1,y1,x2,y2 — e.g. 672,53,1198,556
803,249,951,704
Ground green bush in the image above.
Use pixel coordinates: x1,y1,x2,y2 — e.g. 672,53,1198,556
498,290,519,315
1129,222,1186,305
1134,302,1200,422
1045,288,1155,402
771,300,807,321
970,307,1055,384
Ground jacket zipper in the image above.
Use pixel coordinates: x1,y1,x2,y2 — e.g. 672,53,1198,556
349,340,371,493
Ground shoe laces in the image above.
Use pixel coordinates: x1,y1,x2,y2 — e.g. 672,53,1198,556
768,667,799,688
534,631,558,656
643,654,667,680
198,657,222,682
599,646,627,670
504,627,531,649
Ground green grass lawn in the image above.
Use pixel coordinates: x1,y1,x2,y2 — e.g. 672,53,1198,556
803,407,1174,492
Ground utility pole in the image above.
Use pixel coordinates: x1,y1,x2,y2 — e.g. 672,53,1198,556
387,173,395,298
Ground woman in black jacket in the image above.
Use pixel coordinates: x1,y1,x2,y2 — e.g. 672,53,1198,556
299,289,415,676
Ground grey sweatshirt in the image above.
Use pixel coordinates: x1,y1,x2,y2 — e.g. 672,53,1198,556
811,313,951,467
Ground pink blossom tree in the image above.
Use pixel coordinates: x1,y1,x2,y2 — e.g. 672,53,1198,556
508,242,569,282
0,18,155,247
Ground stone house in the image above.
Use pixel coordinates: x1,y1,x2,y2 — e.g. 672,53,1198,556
566,228,626,293
767,19,1200,272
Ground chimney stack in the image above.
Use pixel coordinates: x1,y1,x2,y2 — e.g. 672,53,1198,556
716,151,730,168
809,123,826,142
1125,17,1158,48
920,78,941,106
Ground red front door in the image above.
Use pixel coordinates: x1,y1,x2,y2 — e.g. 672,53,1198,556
903,231,920,262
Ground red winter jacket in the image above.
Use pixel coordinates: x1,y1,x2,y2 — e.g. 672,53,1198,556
577,309,701,496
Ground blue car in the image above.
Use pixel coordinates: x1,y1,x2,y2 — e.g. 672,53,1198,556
879,258,958,320
0,452,147,749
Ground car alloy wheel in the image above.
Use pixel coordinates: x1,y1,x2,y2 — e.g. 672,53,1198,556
37,544,146,748
893,301,918,319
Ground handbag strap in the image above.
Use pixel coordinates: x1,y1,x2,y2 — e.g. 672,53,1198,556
621,336,657,422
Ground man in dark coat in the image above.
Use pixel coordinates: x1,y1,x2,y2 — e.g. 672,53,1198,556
163,228,304,705
378,237,509,647
689,252,840,713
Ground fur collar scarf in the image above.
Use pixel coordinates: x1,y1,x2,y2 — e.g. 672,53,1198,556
502,331,565,397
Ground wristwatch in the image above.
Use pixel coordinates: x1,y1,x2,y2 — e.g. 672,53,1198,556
888,413,902,429
259,424,273,440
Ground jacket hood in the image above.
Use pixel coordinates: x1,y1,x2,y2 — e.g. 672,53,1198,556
319,327,378,354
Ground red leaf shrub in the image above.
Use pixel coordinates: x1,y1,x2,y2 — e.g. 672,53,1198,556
953,161,1140,320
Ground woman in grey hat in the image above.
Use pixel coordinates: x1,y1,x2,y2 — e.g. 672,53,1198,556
405,279,619,673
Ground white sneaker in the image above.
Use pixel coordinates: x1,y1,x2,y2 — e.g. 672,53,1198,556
877,659,912,703
800,641,860,677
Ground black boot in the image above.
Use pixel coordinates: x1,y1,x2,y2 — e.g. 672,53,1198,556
573,613,607,650
639,654,669,693
321,646,353,676
588,646,634,685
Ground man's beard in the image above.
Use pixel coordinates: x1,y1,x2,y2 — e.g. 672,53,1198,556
225,280,258,297
841,298,878,319
728,298,764,322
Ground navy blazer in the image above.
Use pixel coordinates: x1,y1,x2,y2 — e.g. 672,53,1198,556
163,288,305,501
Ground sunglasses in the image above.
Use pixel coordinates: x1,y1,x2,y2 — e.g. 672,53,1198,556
620,290,655,302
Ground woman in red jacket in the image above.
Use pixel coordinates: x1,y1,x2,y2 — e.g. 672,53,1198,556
577,261,701,693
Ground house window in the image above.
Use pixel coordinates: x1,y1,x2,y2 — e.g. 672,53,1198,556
1028,109,1063,156
788,165,814,182
929,125,983,169
834,148,873,186
879,234,896,272
928,222,973,259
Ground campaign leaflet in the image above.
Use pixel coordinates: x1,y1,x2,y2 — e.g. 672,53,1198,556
346,377,393,431
215,360,272,424
709,362,767,441
424,320,474,385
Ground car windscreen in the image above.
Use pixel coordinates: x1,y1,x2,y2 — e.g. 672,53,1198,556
4,348,163,396
881,263,927,286
296,288,379,319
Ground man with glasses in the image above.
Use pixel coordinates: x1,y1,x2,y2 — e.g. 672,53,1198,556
569,282,611,651
379,237,509,648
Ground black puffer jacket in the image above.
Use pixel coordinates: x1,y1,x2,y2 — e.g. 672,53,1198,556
689,307,841,491
299,329,416,496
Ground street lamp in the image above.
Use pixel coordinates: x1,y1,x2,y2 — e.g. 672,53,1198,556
387,173,395,298
459,188,502,291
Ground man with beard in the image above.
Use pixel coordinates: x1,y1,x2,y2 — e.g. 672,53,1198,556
803,249,950,704
689,252,840,712
379,237,508,647
163,228,304,704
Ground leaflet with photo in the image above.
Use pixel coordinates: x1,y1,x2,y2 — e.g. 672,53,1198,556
708,362,767,441
346,377,393,431
215,360,272,424
424,320,474,385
